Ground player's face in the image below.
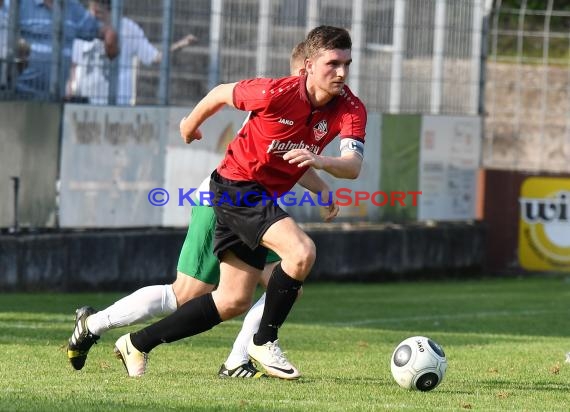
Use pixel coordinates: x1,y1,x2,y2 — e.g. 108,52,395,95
89,2,110,21
307,48,352,96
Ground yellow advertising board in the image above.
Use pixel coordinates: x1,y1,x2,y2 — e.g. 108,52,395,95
518,177,570,271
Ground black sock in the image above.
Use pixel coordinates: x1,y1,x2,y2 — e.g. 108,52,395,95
130,293,222,353
253,263,303,345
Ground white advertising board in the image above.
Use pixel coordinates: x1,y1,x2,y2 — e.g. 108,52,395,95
419,115,481,221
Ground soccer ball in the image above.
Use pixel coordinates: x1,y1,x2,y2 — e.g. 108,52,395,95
390,336,447,392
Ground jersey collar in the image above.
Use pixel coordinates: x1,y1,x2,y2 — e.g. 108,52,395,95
299,75,340,113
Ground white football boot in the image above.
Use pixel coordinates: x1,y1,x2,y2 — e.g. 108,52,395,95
247,338,301,379
114,334,148,377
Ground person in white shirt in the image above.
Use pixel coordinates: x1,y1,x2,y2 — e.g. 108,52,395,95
67,0,196,105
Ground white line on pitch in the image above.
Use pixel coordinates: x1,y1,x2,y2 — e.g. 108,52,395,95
322,309,553,327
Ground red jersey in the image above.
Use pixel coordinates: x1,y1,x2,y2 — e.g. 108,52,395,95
216,75,367,195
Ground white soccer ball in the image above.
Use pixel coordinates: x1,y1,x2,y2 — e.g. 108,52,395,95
390,336,447,391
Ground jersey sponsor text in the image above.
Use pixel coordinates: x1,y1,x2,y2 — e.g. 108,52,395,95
267,139,320,155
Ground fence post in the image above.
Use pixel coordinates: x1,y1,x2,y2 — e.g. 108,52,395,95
350,0,364,96
10,176,19,234
158,0,174,104
306,0,320,33
430,0,446,114
109,0,123,105
256,0,271,78
470,0,484,116
390,0,406,113
539,0,554,170
50,0,63,100
208,0,223,90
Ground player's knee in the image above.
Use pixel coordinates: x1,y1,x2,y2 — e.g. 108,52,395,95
172,272,216,307
293,238,316,275
216,296,251,319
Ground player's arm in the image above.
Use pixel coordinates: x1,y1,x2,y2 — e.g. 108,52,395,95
66,63,78,98
297,168,328,194
150,34,198,64
170,34,198,53
317,151,362,179
179,82,237,144
283,137,364,179
100,25,119,59
66,40,81,98
297,169,339,222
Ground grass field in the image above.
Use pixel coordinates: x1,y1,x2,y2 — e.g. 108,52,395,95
1,276,570,411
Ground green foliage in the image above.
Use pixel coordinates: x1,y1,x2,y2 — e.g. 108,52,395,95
1,276,570,411
491,0,570,61
499,0,570,13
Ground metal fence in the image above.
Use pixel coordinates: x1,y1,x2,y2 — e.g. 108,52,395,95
0,0,486,115
484,0,570,173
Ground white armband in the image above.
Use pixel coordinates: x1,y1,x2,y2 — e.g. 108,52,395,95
339,138,364,158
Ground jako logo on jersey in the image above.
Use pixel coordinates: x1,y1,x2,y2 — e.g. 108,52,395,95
278,118,294,126
267,139,320,155
313,120,328,141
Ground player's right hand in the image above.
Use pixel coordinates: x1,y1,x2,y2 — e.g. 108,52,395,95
180,118,203,144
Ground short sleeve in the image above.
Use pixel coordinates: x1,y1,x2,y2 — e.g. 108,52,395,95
232,78,275,112
71,39,82,64
340,103,367,141
71,1,101,41
126,19,159,66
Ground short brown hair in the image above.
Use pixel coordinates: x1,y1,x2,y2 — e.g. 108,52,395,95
304,26,351,59
289,41,306,73
90,0,111,8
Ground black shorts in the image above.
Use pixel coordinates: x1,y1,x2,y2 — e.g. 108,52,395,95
210,170,288,270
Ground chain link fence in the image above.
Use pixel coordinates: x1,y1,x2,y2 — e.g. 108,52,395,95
484,0,570,172
0,0,485,115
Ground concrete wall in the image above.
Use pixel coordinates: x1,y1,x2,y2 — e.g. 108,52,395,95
484,62,570,173
308,222,485,281
0,222,485,291
0,229,181,291
0,102,61,228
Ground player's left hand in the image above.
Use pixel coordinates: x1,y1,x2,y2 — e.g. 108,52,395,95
319,190,339,222
283,149,323,169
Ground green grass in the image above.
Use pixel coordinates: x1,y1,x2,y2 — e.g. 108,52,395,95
1,276,570,411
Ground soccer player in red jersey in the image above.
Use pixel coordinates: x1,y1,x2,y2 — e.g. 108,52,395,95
114,25,367,379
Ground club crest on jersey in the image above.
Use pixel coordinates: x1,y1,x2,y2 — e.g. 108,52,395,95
313,120,328,141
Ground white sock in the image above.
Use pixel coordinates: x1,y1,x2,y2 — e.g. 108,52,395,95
86,284,178,336
224,293,266,369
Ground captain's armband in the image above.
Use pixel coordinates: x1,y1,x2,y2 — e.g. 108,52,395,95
339,138,364,158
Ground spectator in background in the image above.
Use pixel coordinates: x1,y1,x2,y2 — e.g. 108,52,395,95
67,0,197,105
0,0,30,89
16,0,118,100
0,0,6,57
0,0,8,75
